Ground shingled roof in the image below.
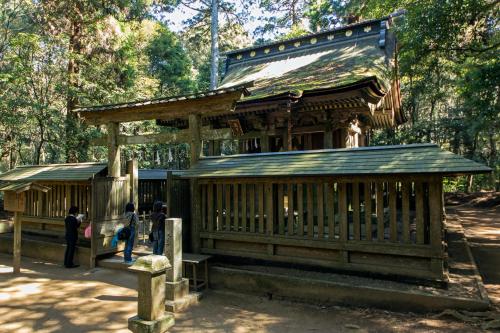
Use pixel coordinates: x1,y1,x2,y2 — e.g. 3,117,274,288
0,163,107,182
183,144,491,178
220,18,397,102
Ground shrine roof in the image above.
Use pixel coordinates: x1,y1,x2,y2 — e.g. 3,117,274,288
220,17,397,101
184,144,492,178
0,163,107,182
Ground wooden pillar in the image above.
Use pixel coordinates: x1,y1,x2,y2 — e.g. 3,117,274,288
260,133,270,152
127,159,138,208
208,140,215,156
190,179,201,253
107,122,121,177
286,116,293,151
166,171,173,217
189,114,201,165
341,127,349,148
324,129,333,149
189,114,202,253
213,141,221,156
13,211,21,274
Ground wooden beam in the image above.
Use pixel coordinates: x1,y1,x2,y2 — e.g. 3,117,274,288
107,122,120,177
90,127,232,146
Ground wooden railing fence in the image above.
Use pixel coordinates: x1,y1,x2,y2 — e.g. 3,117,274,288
197,176,444,280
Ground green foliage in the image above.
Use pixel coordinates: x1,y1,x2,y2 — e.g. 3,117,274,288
147,24,195,95
0,0,498,191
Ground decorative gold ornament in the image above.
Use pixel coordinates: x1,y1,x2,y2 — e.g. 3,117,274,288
310,37,317,44
250,51,256,57
236,54,243,60
264,48,270,54
364,26,372,32
327,34,335,40
345,30,353,37
294,41,301,47
278,44,285,51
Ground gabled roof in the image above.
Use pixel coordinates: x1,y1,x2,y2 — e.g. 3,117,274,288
220,18,397,102
74,85,250,125
0,163,107,182
0,182,51,193
183,144,491,178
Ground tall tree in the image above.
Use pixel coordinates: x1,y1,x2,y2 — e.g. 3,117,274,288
178,0,251,90
210,0,219,89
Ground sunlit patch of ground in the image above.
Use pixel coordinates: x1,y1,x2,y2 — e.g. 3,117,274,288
3,199,500,333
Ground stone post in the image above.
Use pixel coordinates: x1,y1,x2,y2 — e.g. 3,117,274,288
128,255,174,333
164,218,200,312
165,218,189,298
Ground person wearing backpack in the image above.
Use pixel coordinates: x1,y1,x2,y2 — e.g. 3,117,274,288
123,202,138,263
150,201,166,255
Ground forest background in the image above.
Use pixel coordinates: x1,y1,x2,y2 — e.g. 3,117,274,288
0,0,498,191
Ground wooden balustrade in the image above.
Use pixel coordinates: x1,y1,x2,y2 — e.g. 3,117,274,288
24,183,92,219
197,176,444,280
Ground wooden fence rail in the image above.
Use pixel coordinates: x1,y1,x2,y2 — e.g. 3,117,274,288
197,177,444,280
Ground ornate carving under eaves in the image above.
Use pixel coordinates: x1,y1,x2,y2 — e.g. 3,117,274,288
327,111,357,130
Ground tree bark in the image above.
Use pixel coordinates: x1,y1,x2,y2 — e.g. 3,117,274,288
210,0,219,90
65,19,83,162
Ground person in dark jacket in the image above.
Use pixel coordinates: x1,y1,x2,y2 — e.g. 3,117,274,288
150,201,166,255
64,206,81,268
123,202,138,263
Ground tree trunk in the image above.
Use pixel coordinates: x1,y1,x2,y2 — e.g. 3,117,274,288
488,128,497,190
65,19,82,162
210,0,219,90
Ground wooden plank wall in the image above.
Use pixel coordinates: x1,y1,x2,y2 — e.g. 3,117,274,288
92,177,130,256
23,183,92,237
198,177,444,280
138,179,167,213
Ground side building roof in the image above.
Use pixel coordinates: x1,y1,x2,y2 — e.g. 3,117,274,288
0,163,107,182
183,144,491,178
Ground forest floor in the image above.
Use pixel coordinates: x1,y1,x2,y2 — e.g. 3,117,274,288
0,193,498,333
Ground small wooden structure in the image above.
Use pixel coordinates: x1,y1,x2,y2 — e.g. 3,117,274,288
71,17,492,282
0,182,50,273
183,144,491,281
0,162,138,267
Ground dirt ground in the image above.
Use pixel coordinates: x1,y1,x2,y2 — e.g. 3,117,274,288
0,195,498,333
453,204,500,308
0,255,487,333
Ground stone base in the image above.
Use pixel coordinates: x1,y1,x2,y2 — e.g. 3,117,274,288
165,278,189,300
165,292,202,313
128,313,174,333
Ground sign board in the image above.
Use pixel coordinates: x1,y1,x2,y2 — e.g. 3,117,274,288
4,192,26,212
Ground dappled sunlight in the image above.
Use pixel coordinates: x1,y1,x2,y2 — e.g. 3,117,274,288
0,255,137,333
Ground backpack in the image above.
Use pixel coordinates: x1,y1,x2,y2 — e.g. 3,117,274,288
117,214,134,240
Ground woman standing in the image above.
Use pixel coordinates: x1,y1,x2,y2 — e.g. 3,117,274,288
124,202,138,263
151,201,166,255
64,206,81,268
